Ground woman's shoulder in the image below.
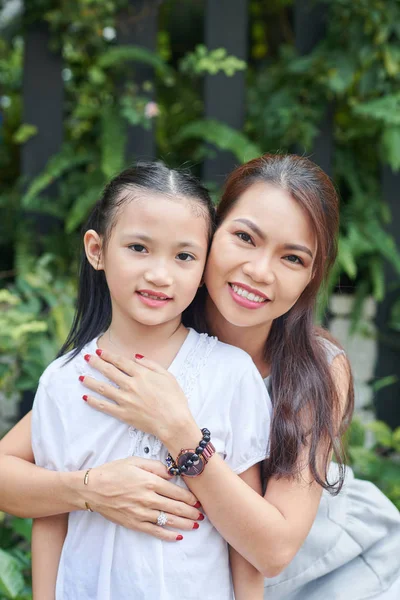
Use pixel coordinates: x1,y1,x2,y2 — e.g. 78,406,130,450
315,329,345,365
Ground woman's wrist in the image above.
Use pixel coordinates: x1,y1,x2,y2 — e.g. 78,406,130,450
160,417,203,459
58,470,87,512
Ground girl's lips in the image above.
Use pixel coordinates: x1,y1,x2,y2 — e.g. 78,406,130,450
136,291,172,308
227,283,269,310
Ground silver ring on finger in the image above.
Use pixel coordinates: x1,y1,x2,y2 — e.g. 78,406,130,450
156,511,168,527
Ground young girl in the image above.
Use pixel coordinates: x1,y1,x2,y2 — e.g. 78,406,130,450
30,162,272,600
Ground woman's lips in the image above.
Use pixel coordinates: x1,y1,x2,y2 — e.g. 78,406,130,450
227,283,270,310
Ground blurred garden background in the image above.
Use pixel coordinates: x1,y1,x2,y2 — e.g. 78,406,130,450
0,0,400,597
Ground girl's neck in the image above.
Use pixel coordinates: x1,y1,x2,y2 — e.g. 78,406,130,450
205,295,272,378
99,313,188,369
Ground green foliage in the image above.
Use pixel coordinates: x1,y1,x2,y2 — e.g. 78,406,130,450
0,514,32,599
345,418,400,510
180,45,246,77
0,255,75,399
175,119,262,164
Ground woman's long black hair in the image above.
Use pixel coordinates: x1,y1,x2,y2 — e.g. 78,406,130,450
59,161,215,359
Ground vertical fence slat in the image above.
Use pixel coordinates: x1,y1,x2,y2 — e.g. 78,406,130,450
374,166,400,429
203,0,248,185
118,0,158,160
20,24,63,419
22,25,63,180
294,0,333,177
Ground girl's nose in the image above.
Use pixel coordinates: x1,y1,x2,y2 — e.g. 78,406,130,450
144,265,173,288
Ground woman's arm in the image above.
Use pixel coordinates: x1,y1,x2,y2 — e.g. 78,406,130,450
229,465,265,600
31,514,68,600
81,350,350,577
0,413,201,538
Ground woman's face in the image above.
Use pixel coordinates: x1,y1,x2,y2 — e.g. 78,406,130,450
204,181,317,331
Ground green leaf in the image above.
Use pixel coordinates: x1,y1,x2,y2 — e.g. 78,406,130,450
9,518,32,543
381,126,400,171
12,124,38,145
22,147,95,207
174,119,262,163
371,375,399,393
392,428,400,453
337,237,357,279
100,106,127,180
369,256,385,301
0,548,25,599
365,421,393,448
97,46,174,82
65,179,104,233
353,93,400,126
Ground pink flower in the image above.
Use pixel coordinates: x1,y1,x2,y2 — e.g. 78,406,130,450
144,102,160,119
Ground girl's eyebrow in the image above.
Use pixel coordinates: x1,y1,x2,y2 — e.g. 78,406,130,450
121,232,204,251
232,218,313,258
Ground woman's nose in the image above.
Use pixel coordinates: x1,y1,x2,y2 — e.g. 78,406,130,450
242,255,276,285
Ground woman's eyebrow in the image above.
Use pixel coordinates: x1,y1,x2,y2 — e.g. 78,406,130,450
233,218,265,239
232,219,313,258
283,244,313,259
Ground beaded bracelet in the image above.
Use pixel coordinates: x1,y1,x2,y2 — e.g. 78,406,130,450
166,428,215,477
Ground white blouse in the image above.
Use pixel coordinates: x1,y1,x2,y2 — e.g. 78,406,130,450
32,328,272,600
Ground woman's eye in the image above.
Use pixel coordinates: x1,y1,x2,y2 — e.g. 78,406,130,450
235,232,253,244
284,255,304,265
129,244,147,253
177,252,195,262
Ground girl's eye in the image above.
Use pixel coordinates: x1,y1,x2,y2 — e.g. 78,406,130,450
129,244,147,253
177,252,195,262
284,254,304,265
235,232,253,244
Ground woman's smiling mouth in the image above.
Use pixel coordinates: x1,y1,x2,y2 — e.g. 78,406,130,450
228,282,270,309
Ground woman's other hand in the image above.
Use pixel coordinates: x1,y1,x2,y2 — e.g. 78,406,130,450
80,456,202,541
79,350,199,444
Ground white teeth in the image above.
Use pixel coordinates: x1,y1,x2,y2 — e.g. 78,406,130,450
231,284,265,303
140,292,167,300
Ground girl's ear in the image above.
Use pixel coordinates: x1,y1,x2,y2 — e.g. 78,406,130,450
84,229,104,271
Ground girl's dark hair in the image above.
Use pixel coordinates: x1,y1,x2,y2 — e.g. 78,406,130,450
59,161,215,359
187,153,354,494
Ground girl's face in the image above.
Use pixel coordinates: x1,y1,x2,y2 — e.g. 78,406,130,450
204,181,317,331
85,194,209,329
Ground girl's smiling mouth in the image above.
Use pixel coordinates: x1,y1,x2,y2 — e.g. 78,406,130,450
136,289,172,307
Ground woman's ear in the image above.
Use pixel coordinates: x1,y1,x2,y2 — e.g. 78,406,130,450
84,230,104,271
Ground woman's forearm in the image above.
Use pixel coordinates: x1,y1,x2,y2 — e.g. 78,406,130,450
164,421,320,578
0,454,82,517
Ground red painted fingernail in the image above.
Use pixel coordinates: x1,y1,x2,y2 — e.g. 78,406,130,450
84,354,91,362
79,376,85,382
194,501,202,509
176,535,183,541
197,513,204,521
82,395,88,401
192,522,199,530
135,354,144,359
96,349,103,356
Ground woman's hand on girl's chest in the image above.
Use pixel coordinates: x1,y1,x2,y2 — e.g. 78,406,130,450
79,350,192,441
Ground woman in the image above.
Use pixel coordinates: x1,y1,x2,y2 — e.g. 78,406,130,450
1,154,399,599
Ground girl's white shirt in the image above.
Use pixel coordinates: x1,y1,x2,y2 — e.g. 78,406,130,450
31,328,272,600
